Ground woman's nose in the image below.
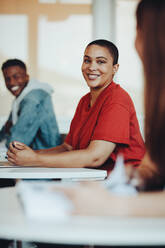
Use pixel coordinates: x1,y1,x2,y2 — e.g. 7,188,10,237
88,62,97,71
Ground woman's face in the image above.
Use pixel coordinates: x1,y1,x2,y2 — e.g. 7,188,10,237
81,45,119,90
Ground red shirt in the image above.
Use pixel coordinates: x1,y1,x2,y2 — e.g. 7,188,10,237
65,82,145,172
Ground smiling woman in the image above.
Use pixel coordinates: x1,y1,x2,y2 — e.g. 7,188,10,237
7,40,145,173
82,46,118,94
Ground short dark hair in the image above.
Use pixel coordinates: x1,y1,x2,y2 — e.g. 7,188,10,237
1,59,26,71
87,39,119,65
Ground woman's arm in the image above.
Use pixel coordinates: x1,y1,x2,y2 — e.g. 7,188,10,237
55,181,165,217
7,140,116,167
35,142,72,154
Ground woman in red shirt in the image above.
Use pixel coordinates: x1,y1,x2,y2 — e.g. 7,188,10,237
53,0,165,217
7,40,145,172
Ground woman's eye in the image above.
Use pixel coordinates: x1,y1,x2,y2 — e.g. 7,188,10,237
97,60,106,64
84,59,91,64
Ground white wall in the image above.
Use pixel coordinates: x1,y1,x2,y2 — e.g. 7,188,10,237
0,0,144,135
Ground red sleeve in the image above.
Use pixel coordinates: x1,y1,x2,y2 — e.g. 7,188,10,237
92,103,130,145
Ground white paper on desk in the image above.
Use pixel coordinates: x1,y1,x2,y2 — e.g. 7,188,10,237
0,143,8,162
17,181,73,221
103,155,137,196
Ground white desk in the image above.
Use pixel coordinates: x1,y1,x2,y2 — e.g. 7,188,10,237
0,167,107,181
0,187,165,246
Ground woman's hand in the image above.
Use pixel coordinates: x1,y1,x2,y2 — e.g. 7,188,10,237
7,141,38,166
125,165,145,191
55,181,165,217
125,152,161,191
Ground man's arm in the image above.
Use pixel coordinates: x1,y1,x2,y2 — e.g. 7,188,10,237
0,125,7,142
0,114,12,143
6,95,48,147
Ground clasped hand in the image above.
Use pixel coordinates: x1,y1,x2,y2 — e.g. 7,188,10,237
7,141,38,166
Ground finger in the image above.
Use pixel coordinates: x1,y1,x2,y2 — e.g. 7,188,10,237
7,150,16,159
7,157,16,164
7,155,21,166
13,141,26,150
9,142,18,154
125,165,136,180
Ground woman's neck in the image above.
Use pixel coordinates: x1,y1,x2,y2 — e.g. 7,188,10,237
90,81,112,107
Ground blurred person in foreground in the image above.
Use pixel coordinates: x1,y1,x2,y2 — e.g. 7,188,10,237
0,59,61,150
7,41,145,173
54,0,165,217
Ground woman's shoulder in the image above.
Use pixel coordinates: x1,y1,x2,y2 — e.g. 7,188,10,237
77,92,90,105
111,82,131,99
110,82,135,108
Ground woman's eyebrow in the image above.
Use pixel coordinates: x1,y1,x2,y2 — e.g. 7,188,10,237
84,55,108,60
96,56,108,60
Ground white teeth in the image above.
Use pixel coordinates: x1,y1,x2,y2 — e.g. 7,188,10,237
11,86,20,91
88,74,99,80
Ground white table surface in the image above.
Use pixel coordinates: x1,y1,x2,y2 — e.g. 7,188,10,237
0,167,107,180
0,187,165,246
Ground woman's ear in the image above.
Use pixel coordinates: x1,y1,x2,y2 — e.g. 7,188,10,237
113,64,119,74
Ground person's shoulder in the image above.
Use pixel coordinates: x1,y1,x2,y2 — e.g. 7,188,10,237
78,92,90,105
111,82,134,103
108,82,135,112
29,88,50,97
22,89,50,104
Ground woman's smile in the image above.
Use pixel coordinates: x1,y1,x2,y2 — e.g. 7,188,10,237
87,73,100,80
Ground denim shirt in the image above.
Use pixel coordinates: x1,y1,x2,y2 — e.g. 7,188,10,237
0,89,61,149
